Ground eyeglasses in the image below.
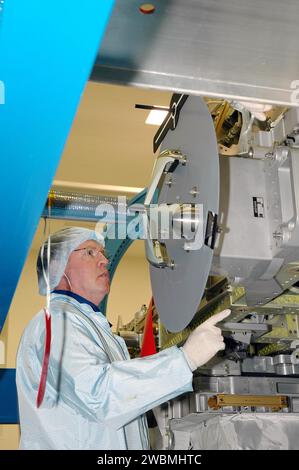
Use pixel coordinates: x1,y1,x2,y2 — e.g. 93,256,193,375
74,246,109,260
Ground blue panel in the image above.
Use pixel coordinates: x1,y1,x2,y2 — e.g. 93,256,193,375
0,0,115,331
0,369,18,424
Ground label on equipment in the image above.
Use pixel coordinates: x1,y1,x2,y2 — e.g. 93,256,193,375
253,197,264,218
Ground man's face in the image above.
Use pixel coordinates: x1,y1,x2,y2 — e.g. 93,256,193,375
65,240,110,304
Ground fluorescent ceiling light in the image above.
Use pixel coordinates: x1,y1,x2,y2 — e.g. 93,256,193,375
146,109,168,125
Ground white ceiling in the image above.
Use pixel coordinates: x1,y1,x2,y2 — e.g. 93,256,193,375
56,81,171,188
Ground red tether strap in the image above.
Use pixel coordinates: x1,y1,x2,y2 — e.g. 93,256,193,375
36,308,51,408
140,297,157,357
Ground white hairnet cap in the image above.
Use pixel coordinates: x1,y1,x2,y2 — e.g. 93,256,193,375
37,227,105,296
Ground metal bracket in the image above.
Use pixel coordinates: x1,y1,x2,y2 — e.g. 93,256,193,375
205,211,218,249
290,340,299,364
144,149,187,268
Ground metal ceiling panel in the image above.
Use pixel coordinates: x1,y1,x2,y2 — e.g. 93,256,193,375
94,0,299,106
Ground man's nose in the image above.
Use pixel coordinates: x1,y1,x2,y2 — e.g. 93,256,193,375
97,255,109,267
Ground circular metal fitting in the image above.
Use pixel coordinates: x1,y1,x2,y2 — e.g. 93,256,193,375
172,204,201,241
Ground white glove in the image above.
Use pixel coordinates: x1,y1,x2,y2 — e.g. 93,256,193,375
182,309,231,371
238,101,272,121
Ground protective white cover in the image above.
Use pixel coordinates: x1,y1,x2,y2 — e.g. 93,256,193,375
170,412,299,450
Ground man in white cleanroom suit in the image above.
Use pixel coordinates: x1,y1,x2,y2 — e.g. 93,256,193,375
16,227,230,449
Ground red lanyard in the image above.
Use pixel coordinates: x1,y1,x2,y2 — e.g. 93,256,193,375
140,298,157,357
36,308,51,408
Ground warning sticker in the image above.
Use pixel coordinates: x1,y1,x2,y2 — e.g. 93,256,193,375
253,197,264,218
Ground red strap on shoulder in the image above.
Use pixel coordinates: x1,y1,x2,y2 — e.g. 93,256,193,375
36,308,51,408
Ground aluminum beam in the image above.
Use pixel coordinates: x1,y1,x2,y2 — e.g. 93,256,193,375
93,0,299,106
